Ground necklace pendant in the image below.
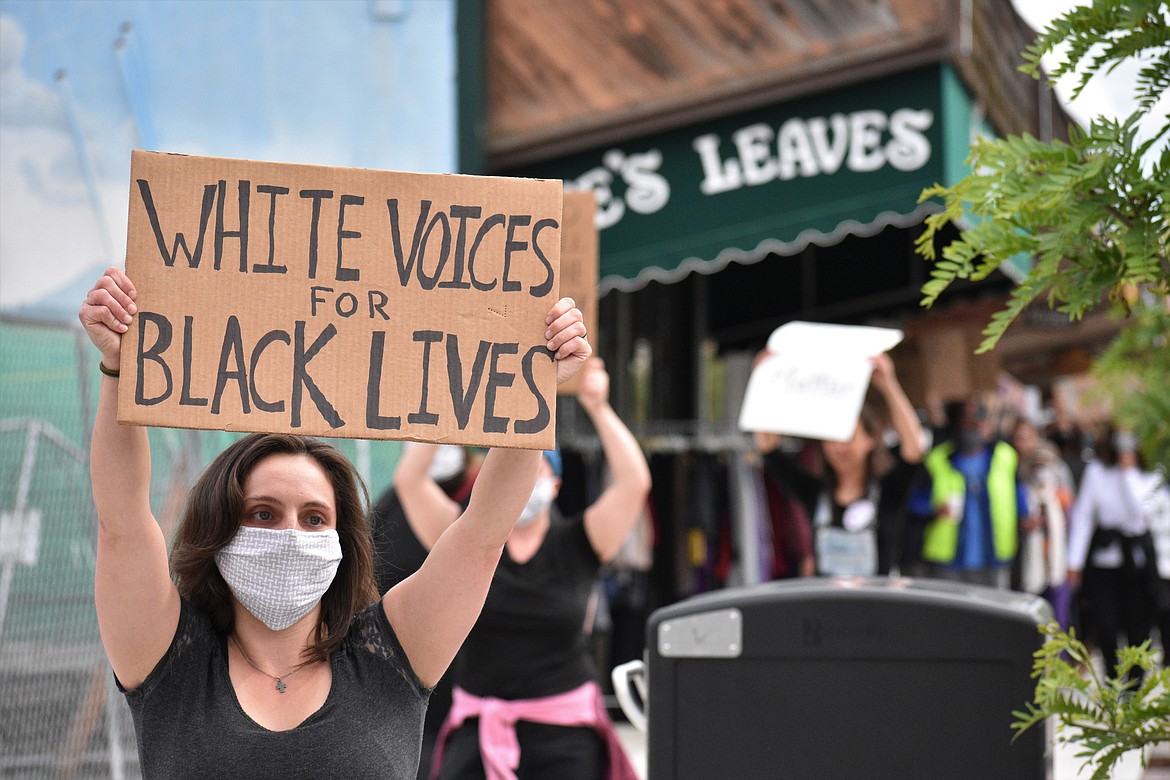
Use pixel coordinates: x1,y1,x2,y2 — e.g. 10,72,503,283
275,678,286,694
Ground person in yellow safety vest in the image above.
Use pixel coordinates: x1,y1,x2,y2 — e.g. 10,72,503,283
918,398,1028,589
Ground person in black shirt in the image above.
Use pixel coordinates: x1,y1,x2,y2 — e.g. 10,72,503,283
372,444,480,779
396,357,650,780
373,445,480,594
754,353,925,577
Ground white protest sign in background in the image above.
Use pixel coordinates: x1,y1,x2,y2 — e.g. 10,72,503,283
738,321,903,442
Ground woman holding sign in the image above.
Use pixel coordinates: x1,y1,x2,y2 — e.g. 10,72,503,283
393,357,648,780
754,352,925,577
78,266,590,780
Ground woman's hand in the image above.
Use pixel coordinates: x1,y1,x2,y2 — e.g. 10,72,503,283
754,431,781,454
869,352,896,393
79,267,137,370
545,297,591,385
799,555,816,578
575,357,609,412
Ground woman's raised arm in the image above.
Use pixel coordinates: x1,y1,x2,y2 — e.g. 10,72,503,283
393,443,463,552
81,267,180,690
870,353,925,464
578,358,652,562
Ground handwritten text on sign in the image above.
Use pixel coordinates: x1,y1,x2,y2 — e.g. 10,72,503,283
119,151,562,449
738,321,903,442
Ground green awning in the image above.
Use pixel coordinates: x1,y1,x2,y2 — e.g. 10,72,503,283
510,64,979,295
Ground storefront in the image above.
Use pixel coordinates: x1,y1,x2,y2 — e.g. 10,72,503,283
507,62,995,420
475,0,1082,623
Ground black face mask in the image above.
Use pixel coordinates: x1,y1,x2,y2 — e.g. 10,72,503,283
958,429,986,452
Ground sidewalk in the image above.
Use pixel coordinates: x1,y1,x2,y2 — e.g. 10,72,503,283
1053,728,1170,780
615,723,646,780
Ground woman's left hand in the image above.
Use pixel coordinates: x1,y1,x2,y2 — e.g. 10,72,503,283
575,357,609,411
545,297,591,385
869,352,896,392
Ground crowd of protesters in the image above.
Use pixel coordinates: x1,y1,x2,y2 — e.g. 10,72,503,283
375,347,1170,776
752,356,1170,686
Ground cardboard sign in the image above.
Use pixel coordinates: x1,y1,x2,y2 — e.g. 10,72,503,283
738,321,903,442
120,150,562,449
557,190,599,395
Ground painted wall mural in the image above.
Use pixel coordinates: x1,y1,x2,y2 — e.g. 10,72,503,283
0,0,458,316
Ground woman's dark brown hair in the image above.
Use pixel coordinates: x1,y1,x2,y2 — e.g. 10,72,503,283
1095,422,1147,470
857,404,895,481
818,402,894,495
170,433,378,661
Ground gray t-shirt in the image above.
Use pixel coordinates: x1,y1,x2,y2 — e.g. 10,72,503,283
120,598,430,779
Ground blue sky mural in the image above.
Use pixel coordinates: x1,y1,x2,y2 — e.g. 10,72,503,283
0,0,457,314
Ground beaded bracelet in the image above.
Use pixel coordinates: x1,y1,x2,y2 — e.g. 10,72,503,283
98,361,120,378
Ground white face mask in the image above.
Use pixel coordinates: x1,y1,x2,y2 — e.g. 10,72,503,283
516,477,557,527
214,526,343,631
419,442,466,483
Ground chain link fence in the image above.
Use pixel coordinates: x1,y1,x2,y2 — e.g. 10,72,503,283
0,315,401,778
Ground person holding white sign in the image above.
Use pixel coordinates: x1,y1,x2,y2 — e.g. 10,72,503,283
394,357,649,780
754,352,925,577
77,266,591,780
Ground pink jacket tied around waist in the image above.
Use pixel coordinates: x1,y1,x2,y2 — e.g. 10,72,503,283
431,680,639,780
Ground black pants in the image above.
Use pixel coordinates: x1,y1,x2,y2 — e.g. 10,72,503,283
1082,565,1153,681
436,718,606,780
1155,577,1170,663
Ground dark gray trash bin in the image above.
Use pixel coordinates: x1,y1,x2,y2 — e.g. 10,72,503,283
641,577,1052,780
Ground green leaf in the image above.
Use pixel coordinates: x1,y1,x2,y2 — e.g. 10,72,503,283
1014,622,1170,779
917,0,1170,469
